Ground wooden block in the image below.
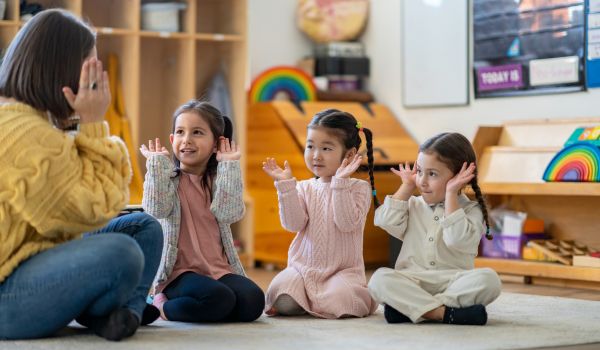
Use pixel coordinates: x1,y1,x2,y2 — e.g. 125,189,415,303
530,240,572,265
573,255,600,268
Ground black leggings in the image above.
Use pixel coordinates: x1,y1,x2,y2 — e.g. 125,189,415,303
163,272,265,322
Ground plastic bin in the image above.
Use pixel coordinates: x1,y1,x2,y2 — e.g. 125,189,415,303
480,233,548,259
141,2,187,32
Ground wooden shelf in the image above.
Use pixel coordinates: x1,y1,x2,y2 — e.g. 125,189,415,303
473,118,600,287
139,31,193,40
480,182,600,196
0,0,252,267
195,33,244,42
94,27,136,36
475,258,600,283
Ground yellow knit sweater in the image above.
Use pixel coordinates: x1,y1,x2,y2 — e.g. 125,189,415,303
0,103,132,283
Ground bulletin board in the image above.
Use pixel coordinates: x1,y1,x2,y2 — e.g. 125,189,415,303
402,0,469,107
587,0,600,87
473,0,586,97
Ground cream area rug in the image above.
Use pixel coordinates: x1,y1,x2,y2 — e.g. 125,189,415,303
2,293,600,350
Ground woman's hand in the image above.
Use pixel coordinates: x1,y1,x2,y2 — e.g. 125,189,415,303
335,154,362,179
216,137,241,161
262,157,293,181
62,57,110,124
140,138,170,159
446,162,476,195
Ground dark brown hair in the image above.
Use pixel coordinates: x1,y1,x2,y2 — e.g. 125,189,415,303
420,132,491,239
308,109,379,207
172,99,232,199
0,9,96,124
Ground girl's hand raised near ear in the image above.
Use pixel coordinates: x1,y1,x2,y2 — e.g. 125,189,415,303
216,137,241,162
335,154,362,179
262,158,293,181
446,162,476,194
140,138,170,159
390,162,417,188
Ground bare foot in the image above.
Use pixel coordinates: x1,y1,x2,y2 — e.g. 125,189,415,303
265,307,278,316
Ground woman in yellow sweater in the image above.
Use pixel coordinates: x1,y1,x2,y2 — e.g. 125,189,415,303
0,10,163,341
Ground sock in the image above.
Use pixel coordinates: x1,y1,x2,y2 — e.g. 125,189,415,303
152,293,168,320
141,304,160,326
384,305,412,323
443,304,487,326
273,294,306,316
76,308,140,341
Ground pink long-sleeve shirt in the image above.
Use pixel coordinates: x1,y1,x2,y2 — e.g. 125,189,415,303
264,176,377,318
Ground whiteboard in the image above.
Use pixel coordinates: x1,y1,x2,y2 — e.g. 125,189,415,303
402,0,469,107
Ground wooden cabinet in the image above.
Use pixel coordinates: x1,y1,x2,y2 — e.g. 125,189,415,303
472,118,600,290
0,0,253,266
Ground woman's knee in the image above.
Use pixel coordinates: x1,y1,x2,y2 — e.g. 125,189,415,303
131,213,163,241
93,234,144,283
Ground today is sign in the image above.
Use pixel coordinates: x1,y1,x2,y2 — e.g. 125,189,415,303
476,64,523,91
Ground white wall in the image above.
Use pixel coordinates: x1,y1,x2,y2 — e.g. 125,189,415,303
363,0,600,143
248,0,312,80
248,0,600,143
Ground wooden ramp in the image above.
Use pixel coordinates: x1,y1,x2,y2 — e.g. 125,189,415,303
247,101,418,267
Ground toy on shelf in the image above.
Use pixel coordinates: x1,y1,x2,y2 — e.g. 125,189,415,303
543,126,600,182
573,252,600,268
248,66,317,104
296,0,369,43
529,239,598,265
480,216,548,260
565,126,600,146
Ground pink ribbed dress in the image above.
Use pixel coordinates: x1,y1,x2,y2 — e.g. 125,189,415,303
264,176,377,319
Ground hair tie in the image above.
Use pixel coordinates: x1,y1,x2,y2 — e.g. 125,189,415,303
372,190,377,196
356,121,363,132
485,227,492,240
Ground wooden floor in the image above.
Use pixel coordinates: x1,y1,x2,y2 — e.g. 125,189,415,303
247,268,600,301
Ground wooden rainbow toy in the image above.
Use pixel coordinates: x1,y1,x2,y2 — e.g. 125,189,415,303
249,66,316,103
543,143,600,182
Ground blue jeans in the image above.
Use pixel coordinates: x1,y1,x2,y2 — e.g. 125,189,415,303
0,212,163,339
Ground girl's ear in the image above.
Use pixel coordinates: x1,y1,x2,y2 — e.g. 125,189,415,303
212,137,221,154
345,147,357,159
169,134,174,145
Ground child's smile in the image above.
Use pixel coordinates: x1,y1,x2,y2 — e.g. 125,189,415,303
170,112,217,175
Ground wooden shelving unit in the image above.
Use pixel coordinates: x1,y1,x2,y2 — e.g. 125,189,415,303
473,118,600,290
0,0,253,267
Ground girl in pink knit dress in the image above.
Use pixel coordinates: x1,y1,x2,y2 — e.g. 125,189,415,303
262,109,379,319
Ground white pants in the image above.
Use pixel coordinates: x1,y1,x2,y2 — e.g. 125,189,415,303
368,267,501,323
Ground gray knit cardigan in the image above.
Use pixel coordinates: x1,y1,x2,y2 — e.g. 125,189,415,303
142,155,246,293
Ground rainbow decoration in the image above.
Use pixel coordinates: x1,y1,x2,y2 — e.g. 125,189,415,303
249,66,317,104
543,143,600,182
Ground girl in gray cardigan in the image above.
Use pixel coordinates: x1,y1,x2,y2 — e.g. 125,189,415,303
141,100,264,323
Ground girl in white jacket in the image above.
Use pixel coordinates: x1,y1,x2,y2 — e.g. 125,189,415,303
368,132,501,326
